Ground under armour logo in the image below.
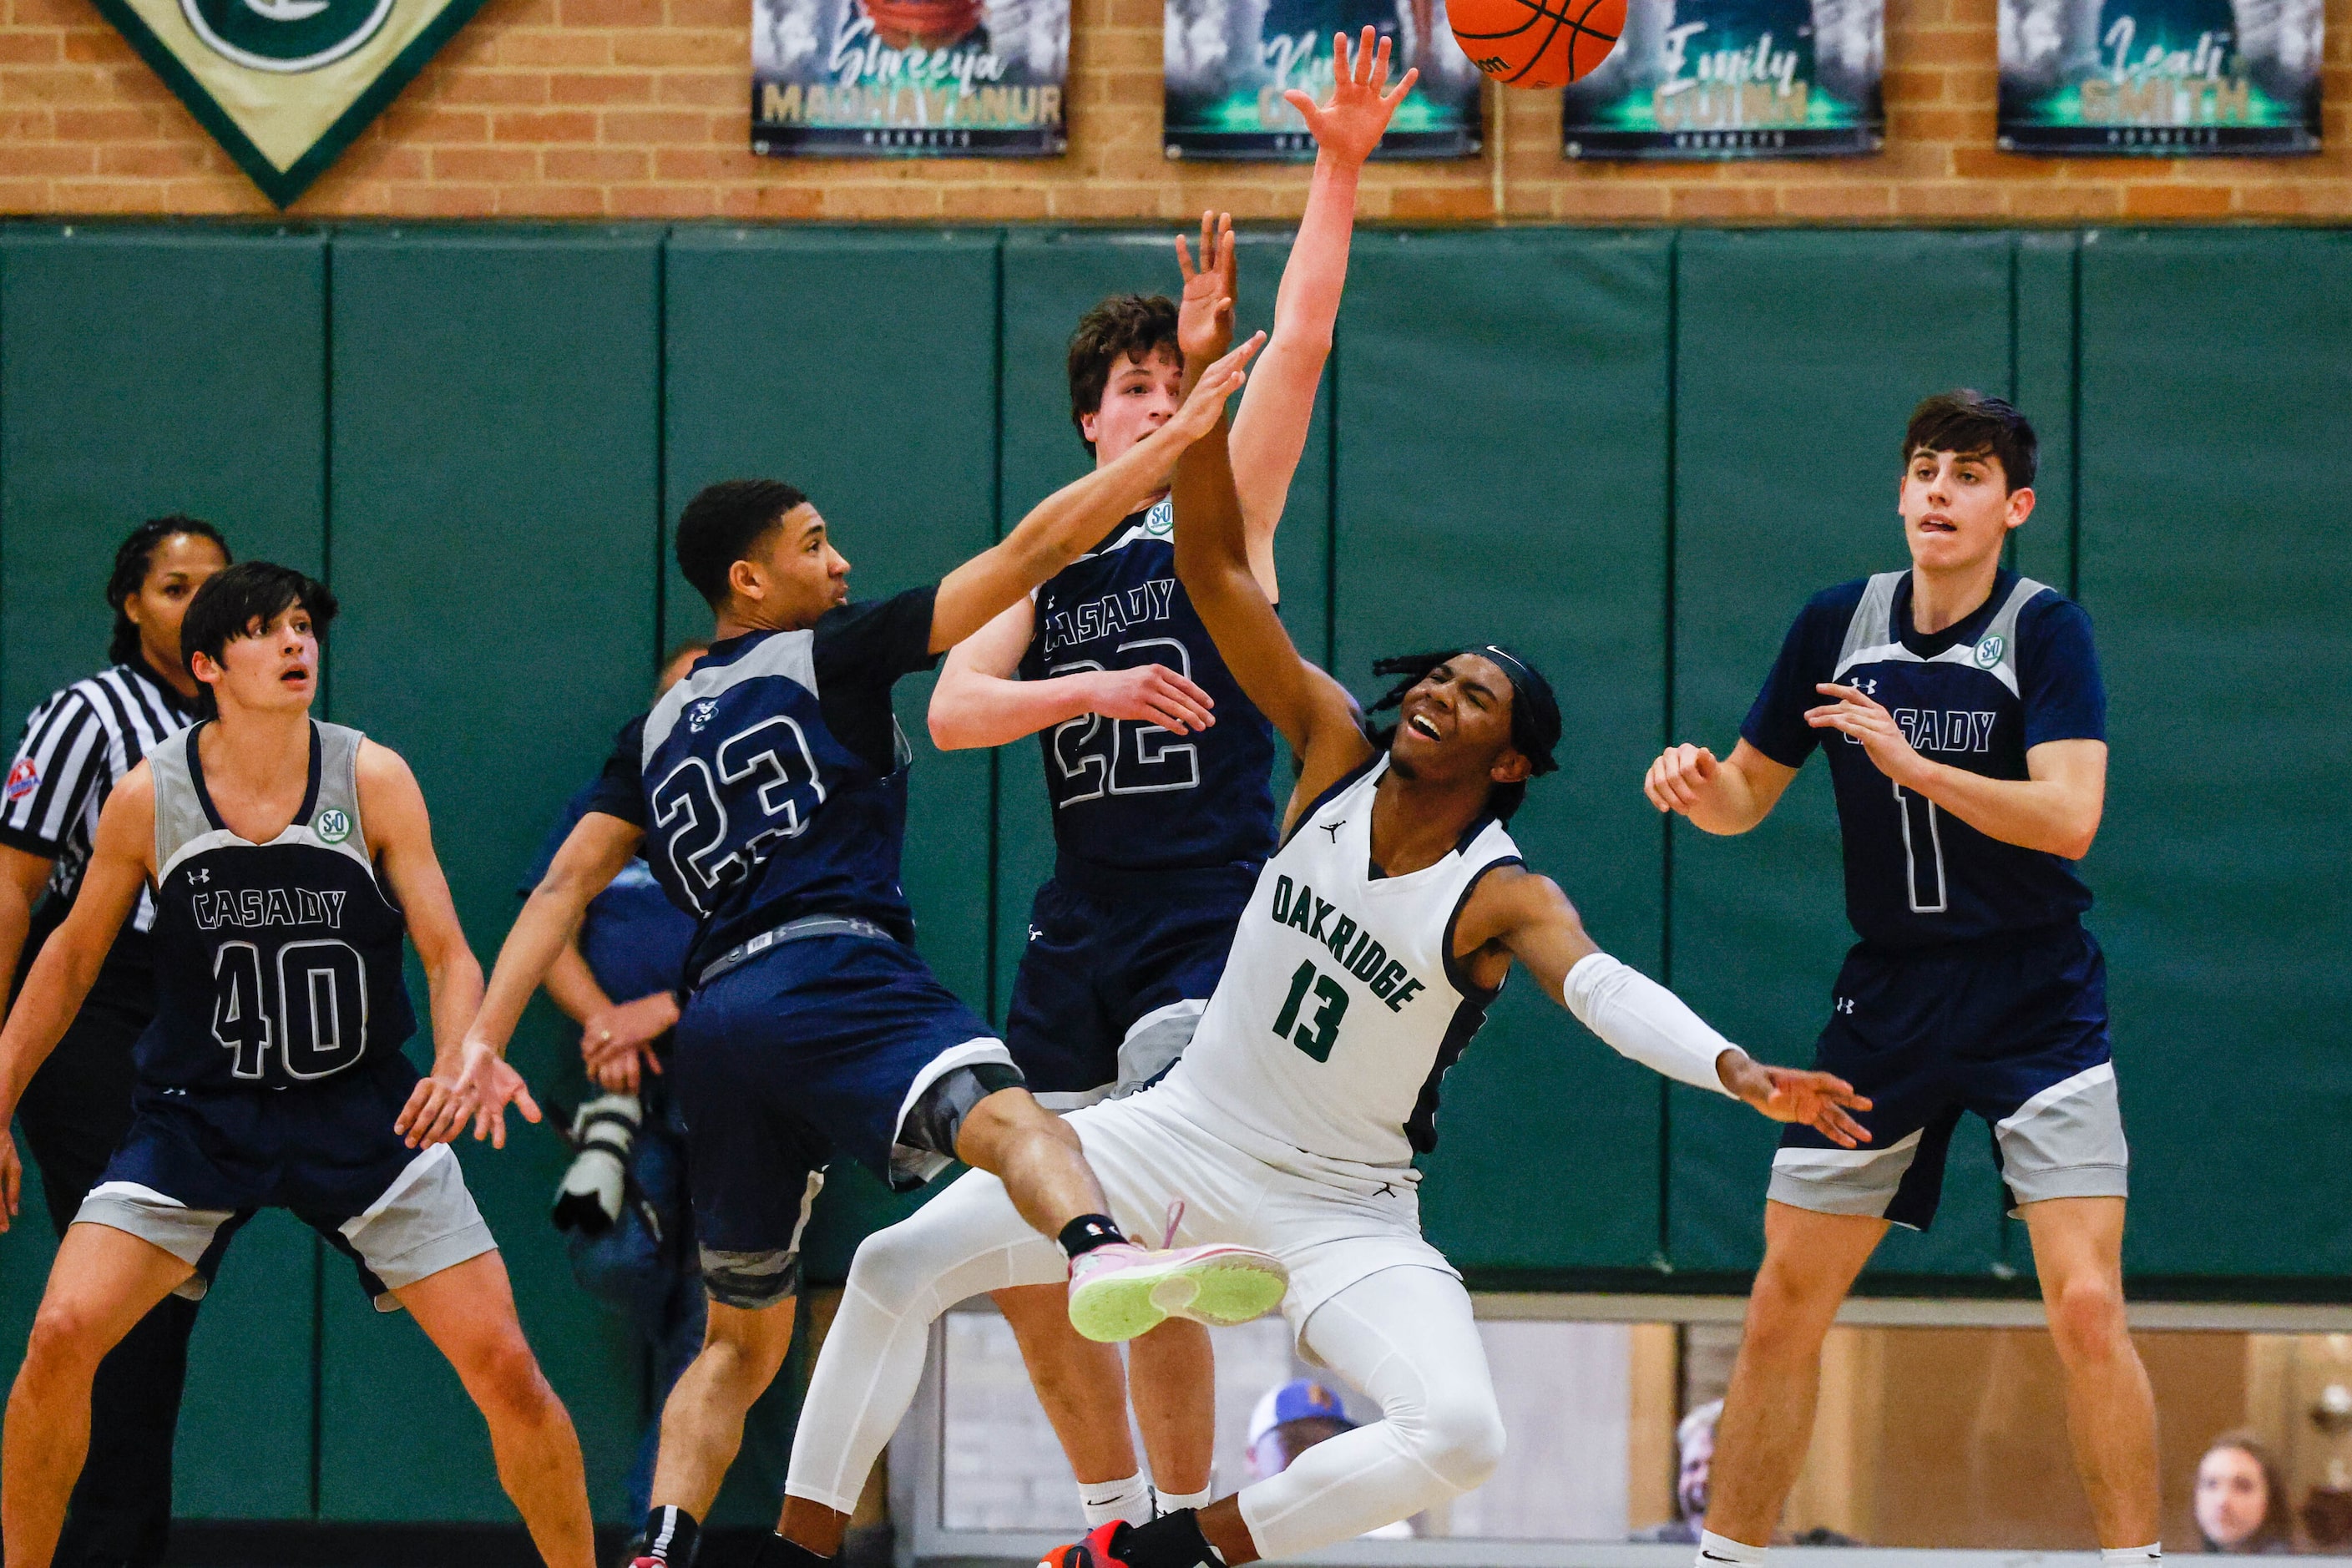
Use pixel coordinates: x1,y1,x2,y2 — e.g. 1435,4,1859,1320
1852,677,1879,697
1321,822,1343,842
1027,925,1043,942
190,869,210,884
1835,996,1856,1015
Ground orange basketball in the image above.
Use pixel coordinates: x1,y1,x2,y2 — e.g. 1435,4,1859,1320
1448,0,1624,88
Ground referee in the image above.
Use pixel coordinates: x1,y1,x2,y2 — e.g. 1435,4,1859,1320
0,518,230,1568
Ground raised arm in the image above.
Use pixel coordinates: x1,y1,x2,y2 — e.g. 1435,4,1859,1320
1171,337,1372,824
1227,28,1414,577
0,771,151,1230
928,338,1260,656
928,594,1217,751
1454,864,1874,1146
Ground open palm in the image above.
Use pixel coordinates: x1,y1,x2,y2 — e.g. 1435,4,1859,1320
1282,27,1419,165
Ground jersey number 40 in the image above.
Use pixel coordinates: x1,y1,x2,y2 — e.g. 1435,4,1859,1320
211,938,368,1080
650,716,828,916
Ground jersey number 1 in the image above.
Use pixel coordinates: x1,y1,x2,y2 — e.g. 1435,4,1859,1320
1272,959,1349,1063
1894,781,1948,913
212,939,369,1080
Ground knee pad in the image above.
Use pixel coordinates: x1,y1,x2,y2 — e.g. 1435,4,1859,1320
701,1246,801,1311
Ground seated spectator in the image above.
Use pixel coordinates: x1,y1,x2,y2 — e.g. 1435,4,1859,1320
1630,1399,1720,1544
1247,1380,1412,1539
2197,1430,2295,1554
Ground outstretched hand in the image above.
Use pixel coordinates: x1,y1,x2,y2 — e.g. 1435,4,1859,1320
1283,27,1418,166
455,1039,543,1148
1718,1052,1874,1148
1164,331,1265,442
1175,210,1236,366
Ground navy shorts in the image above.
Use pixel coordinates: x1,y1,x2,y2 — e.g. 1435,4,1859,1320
1771,922,2127,1230
78,1055,493,1308
670,933,1017,1308
1004,861,1254,1109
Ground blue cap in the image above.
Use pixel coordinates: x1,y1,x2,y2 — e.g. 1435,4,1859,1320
1247,1379,1356,1449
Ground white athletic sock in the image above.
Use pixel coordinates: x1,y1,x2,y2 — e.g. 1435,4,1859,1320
1080,1474,1156,1527
2101,1546,2160,1568
1156,1486,1213,1515
1699,1529,1769,1568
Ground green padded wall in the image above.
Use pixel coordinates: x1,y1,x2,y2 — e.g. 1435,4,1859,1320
0,228,329,1518
1333,231,1672,1275
2074,230,2352,1279
1667,230,2019,1281
994,230,1333,1015
321,229,660,1522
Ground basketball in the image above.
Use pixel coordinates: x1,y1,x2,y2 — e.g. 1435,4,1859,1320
1448,0,1625,88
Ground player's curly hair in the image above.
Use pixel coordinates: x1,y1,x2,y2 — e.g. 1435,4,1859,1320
106,515,230,670
1067,295,1181,455
1363,650,1561,822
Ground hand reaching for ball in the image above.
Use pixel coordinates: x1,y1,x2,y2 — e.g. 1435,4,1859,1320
1283,27,1418,166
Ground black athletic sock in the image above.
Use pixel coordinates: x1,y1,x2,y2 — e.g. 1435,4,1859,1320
641,1505,700,1565
753,1531,834,1568
1114,1509,1224,1568
1059,1213,1127,1260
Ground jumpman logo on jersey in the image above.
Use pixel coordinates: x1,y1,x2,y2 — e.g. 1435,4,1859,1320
1321,822,1343,843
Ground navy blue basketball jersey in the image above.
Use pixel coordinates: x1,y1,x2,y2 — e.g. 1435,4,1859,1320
1743,569,2106,948
589,588,940,977
142,721,417,1090
1019,499,1276,873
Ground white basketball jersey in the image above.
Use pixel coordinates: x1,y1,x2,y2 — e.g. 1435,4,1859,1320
1153,756,1524,1181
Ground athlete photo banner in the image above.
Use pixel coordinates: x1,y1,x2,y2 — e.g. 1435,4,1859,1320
89,0,494,205
752,0,1070,156
1560,0,1882,158
1997,0,2321,152
1163,2,1483,159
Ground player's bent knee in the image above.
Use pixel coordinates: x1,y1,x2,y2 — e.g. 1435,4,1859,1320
1403,1386,1507,1493
21,1297,114,1383
2048,1276,2127,1360
842,1221,946,1314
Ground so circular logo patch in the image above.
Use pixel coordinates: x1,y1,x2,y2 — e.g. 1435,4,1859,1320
313,807,352,844
180,0,395,73
1973,634,2006,670
1143,499,1174,538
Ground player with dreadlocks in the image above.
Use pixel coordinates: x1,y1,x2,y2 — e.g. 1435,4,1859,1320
743,250,1874,1568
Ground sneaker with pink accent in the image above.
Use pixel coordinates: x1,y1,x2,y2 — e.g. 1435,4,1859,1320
1065,1203,1287,1343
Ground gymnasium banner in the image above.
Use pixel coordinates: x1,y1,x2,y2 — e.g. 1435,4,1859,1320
752,0,1070,156
1162,4,1483,159
1996,0,2322,153
89,0,495,206
1559,0,1883,158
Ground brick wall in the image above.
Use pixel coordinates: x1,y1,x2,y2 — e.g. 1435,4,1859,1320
1,0,2346,219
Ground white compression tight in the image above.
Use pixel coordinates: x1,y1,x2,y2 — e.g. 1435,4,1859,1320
787,1166,1065,1513
785,1161,1505,1559
1237,1265,1505,1559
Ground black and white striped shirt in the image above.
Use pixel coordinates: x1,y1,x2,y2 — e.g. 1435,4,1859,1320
0,662,196,933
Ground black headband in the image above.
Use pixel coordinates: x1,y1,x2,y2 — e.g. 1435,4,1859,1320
1471,643,1561,776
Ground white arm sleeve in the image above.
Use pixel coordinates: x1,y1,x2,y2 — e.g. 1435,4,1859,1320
1562,952,1740,1096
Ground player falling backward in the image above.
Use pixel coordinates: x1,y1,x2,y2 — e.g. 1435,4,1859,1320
0,563,594,1568
760,264,1870,1568
924,31,1412,1533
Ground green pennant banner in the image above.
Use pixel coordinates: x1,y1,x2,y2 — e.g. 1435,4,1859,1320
89,0,497,206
